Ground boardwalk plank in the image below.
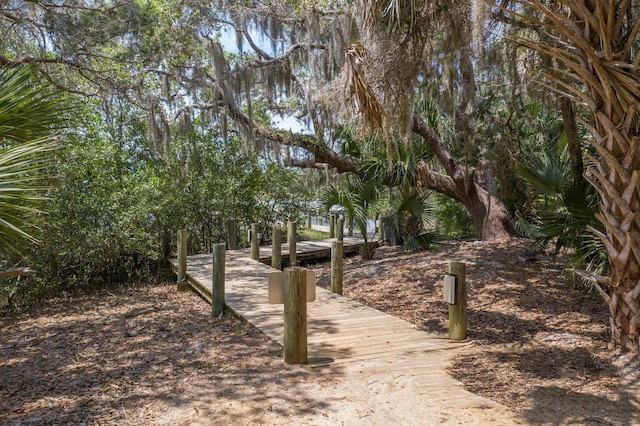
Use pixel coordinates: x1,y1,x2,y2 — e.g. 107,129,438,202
169,237,512,414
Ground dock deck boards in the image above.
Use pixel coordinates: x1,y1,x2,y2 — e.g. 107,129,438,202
170,238,511,412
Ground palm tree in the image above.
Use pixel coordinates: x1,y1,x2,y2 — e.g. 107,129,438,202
0,66,63,274
518,139,607,272
320,174,382,259
361,134,439,251
500,1,640,351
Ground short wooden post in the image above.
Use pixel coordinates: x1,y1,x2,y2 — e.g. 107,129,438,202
177,229,189,291
212,243,226,317
378,217,384,242
337,217,344,242
307,212,312,229
448,262,467,341
288,218,297,266
250,223,260,260
227,219,237,250
331,240,343,295
284,267,307,364
272,225,282,270
329,213,336,238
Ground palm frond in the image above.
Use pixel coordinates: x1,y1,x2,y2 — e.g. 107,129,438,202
343,42,387,132
0,66,66,143
320,173,383,242
0,137,59,255
361,0,433,34
403,230,441,253
0,66,65,257
517,150,570,195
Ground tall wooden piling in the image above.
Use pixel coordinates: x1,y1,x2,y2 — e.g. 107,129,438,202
329,213,336,238
250,223,260,260
448,262,467,341
212,243,226,317
288,218,297,266
331,240,343,295
177,229,189,291
272,225,282,270
284,267,307,364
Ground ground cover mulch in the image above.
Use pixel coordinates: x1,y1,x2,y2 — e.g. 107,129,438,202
0,284,329,425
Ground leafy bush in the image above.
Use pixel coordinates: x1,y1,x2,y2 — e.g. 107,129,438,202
518,147,607,274
4,109,310,306
403,230,441,253
435,195,475,238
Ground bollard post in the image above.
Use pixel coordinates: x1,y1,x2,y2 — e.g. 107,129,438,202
250,223,260,260
447,262,467,341
227,219,237,250
288,218,297,266
284,267,307,364
212,243,226,317
329,213,336,238
177,229,189,291
272,225,282,270
337,217,344,242
331,240,343,295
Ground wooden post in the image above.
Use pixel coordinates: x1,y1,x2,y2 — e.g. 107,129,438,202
337,217,344,242
250,223,260,260
307,212,312,229
284,267,307,364
227,219,237,250
329,213,336,238
378,217,384,242
212,243,226,317
288,218,297,266
331,240,343,295
448,262,467,341
177,229,189,291
272,225,282,270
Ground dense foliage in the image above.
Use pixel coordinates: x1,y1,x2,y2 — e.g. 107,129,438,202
2,96,312,306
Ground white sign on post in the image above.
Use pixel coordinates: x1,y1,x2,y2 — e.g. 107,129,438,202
268,271,316,304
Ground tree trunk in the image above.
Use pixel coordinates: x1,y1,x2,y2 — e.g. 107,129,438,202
412,115,514,241
157,225,172,276
559,96,584,182
466,184,514,241
587,115,640,351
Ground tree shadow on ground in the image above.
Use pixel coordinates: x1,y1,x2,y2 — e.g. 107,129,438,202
467,309,550,344
523,383,639,425
451,345,640,425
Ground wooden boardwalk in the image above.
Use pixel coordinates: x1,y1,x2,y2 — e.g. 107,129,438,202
255,235,368,265
170,238,516,416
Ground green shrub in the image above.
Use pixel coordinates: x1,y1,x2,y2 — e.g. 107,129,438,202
435,196,475,238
